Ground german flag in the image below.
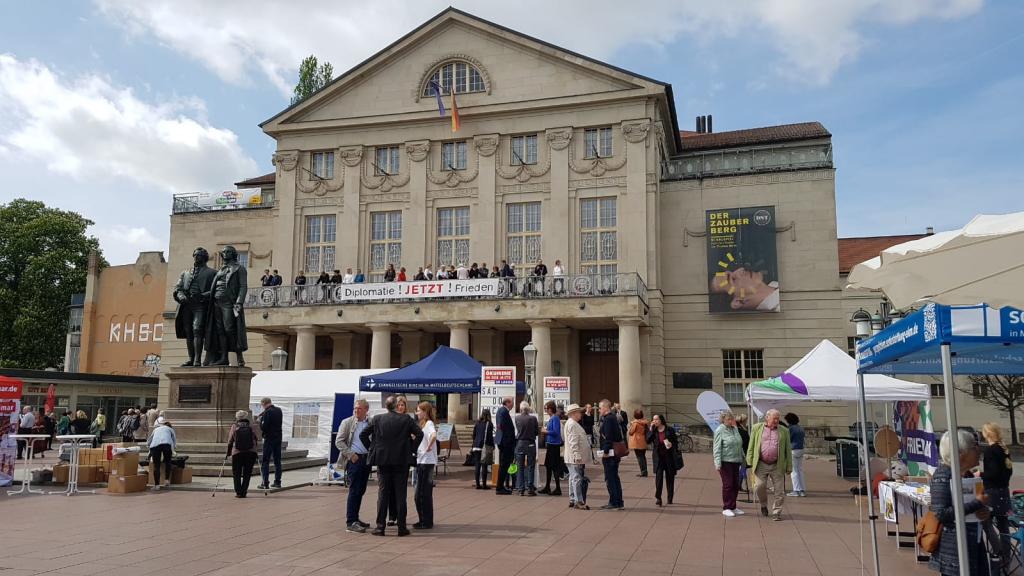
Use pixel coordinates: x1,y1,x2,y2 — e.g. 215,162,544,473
450,90,461,132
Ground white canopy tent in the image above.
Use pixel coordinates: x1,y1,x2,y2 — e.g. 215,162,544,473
249,369,389,458
745,339,930,414
847,211,1024,310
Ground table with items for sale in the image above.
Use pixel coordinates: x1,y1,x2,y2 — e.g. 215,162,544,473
878,480,931,562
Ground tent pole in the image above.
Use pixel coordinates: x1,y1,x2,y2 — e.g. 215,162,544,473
940,343,970,576
857,370,881,576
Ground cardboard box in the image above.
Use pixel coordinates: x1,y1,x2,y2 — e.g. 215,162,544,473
171,467,193,484
79,465,103,484
107,474,148,494
114,452,140,477
101,460,112,473
53,464,69,484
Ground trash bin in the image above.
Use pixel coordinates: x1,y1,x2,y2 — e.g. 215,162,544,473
835,439,861,478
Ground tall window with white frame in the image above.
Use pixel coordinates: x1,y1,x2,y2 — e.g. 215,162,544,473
722,349,765,404
584,127,613,158
506,202,542,270
311,151,335,179
369,211,402,282
441,141,467,171
580,197,617,291
437,207,471,268
304,215,336,274
375,146,400,176
510,134,538,165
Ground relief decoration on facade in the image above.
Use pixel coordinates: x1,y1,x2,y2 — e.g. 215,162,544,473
568,141,627,177
495,138,552,183
406,141,429,162
621,119,652,144
473,134,499,157
426,188,478,200
426,149,480,188
272,151,298,172
567,176,627,191
297,151,344,196
545,127,573,151
339,146,364,167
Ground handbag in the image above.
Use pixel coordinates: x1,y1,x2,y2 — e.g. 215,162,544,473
508,462,519,475
673,446,685,471
612,441,629,458
916,511,941,554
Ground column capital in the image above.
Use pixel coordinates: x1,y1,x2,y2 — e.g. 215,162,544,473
526,318,554,328
294,325,318,333
445,320,473,329
365,322,392,332
613,317,643,327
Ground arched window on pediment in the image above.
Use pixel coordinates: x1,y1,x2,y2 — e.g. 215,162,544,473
420,59,488,97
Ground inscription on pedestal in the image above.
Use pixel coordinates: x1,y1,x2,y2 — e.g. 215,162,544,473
178,384,212,403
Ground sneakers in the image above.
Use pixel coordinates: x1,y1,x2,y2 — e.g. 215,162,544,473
257,483,269,490
271,482,282,489
787,491,801,497
356,520,370,528
346,522,366,533
733,509,746,516
722,509,736,517
771,515,783,522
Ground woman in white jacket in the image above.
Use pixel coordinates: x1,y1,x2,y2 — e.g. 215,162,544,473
563,403,593,510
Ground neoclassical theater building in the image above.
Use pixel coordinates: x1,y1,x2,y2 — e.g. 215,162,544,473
162,8,889,431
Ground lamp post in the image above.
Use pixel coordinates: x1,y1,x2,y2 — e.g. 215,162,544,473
850,306,883,576
270,347,288,371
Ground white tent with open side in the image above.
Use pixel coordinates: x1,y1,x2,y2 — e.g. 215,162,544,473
745,339,930,415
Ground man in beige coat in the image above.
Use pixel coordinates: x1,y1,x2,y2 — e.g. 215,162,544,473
563,404,593,510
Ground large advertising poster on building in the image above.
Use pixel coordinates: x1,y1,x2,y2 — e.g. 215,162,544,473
706,206,780,313
0,376,23,487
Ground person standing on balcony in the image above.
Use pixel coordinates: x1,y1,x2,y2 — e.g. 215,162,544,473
354,269,365,283
456,262,468,280
294,271,307,285
384,264,397,282
552,259,565,295
532,259,548,296
271,270,283,286
398,267,408,281
499,259,515,295
413,267,426,281
343,268,355,283
316,271,330,284
330,269,343,283
424,264,434,280
260,269,273,286
480,262,488,277
490,265,500,278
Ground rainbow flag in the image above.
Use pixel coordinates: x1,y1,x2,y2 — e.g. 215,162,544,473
450,90,461,132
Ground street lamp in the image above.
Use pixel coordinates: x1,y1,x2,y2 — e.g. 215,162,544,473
850,308,872,338
849,307,880,576
523,341,537,406
870,311,884,335
270,346,288,371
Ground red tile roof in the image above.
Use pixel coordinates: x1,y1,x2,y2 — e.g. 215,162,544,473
680,122,830,152
235,172,275,187
838,235,930,274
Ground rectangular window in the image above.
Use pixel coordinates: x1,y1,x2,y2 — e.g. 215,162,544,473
510,135,538,165
291,402,320,439
972,381,988,399
442,141,467,171
506,202,542,268
68,308,84,333
311,151,335,179
847,336,857,358
580,197,617,284
369,211,402,282
437,206,471,267
584,127,613,158
375,146,400,176
931,383,946,398
304,215,337,274
722,349,764,404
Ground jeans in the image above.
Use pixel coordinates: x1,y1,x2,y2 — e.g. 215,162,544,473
634,449,648,475
497,445,514,490
414,464,435,527
231,451,257,496
718,461,741,510
790,449,805,493
515,441,536,492
261,436,282,486
345,455,371,525
150,444,173,485
568,464,585,504
602,456,623,507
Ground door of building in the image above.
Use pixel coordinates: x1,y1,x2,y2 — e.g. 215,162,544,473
579,330,619,404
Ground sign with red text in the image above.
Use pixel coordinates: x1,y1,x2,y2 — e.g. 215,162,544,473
0,376,23,487
480,366,516,424
339,278,502,302
542,377,570,424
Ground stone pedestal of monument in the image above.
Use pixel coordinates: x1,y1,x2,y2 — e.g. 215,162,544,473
162,366,253,443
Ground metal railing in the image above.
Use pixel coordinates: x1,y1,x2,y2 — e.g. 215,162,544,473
662,143,833,180
244,272,647,309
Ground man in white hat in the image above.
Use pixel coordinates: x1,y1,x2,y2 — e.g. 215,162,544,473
563,404,593,510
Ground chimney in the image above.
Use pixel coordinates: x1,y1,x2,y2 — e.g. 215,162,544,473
695,116,701,133
926,226,934,235
707,114,713,134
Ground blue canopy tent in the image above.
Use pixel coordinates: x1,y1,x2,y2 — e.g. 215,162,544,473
359,345,482,394
857,303,1024,576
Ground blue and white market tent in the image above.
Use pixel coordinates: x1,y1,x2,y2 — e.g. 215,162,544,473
858,303,1024,576
359,345,482,394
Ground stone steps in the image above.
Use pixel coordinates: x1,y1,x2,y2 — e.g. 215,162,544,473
190,456,328,477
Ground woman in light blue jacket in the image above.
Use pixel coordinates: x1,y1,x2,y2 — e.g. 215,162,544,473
149,417,177,489
713,411,745,517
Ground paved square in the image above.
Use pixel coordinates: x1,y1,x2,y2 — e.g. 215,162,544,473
3,454,936,576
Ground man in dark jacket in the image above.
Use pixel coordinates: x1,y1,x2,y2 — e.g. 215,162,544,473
599,399,624,510
360,396,423,536
257,397,283,489
494,397,516,494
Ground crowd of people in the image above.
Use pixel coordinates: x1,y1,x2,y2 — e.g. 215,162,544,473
265,259,568,288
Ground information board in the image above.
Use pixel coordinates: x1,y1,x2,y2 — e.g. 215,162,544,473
480,366,516,424
0,376,23,487
542,376,570,423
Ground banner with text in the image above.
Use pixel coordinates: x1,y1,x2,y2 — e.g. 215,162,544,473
268,278,504,305
706,206,780,313
0,376,23,487
893,400,938,476
480,367,517,426
543,377,571,423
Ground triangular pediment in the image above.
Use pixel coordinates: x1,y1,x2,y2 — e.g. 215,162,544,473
262,8,668,131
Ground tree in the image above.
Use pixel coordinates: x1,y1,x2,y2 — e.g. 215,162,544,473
291,55,334,104
0,199,104,369
954,374,1024,445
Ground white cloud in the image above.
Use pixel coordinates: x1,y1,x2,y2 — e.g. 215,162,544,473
0,54,257,195
93,0,983,91
93,225,165,264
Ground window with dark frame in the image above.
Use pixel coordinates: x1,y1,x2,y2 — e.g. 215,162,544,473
722,349,764,403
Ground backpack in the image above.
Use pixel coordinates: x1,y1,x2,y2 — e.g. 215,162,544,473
234,422,255,451
916,511,941,554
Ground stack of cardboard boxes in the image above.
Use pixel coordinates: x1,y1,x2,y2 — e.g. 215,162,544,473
50,443,194,493
107,450,148,494
52,447,109,485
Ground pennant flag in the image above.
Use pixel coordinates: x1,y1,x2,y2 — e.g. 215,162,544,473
450,89,461,132
429,80,446,117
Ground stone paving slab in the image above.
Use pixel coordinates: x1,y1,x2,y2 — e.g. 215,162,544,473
2,453,942,576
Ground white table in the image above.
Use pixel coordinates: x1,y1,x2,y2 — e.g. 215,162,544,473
6,434,50,496
879,481,931,562
50,435,97,496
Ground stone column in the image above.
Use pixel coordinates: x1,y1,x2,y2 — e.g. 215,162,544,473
446,321,472,423
616,318,643,419
527,319,553,408
639,327,651,410
368,322,393,369
405,141,429,270
400,331,425,367
271,151,299,278
474,135,498,262
294,325,317,370
330,332,353,370
545,128,572,266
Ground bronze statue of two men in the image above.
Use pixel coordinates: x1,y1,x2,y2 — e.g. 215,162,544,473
174,246,248,367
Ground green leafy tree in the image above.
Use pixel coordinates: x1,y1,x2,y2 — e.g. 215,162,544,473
954,374,1024,445
291,55,334,104
0,199,104,369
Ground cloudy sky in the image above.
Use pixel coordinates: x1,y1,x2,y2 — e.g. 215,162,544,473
1,0,1021,265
